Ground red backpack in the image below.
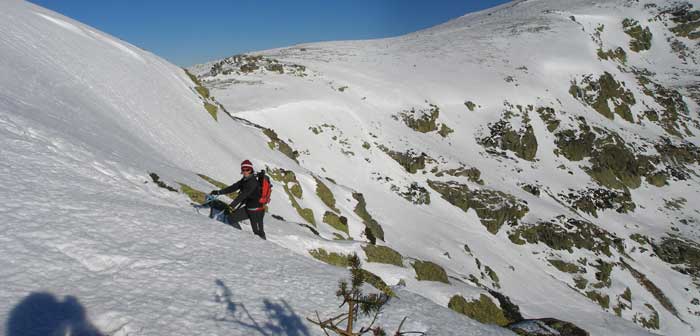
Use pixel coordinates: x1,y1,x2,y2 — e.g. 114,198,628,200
257,170,272,205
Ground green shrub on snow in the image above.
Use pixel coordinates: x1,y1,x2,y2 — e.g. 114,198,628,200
412,260,449,283
362,245,403,267
448,294,509,326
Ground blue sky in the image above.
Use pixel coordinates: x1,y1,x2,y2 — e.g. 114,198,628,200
29,0,511,66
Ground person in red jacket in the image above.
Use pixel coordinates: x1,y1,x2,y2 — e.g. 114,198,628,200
211,160,266,239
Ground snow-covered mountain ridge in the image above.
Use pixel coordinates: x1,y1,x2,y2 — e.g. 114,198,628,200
186,0,700,335
1,0,699,335
0,0,512,335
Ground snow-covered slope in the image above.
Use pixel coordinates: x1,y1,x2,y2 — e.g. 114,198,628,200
3,0,700,335
186,0,700,335
0,0,512,335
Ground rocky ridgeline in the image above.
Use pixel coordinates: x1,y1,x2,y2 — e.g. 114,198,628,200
207,54,307,77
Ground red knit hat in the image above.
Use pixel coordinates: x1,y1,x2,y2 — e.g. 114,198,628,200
241,159,254,172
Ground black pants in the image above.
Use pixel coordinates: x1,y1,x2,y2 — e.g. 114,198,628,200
229,207,266,239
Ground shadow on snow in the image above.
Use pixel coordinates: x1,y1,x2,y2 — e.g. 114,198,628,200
6,285,311,336
5,292,103,336
214,279,310,336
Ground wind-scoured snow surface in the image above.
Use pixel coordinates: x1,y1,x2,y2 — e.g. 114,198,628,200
0,0,513,335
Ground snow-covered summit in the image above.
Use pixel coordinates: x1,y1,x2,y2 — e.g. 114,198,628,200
2,0,700,335
0,0,514,335
188,0,700,335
